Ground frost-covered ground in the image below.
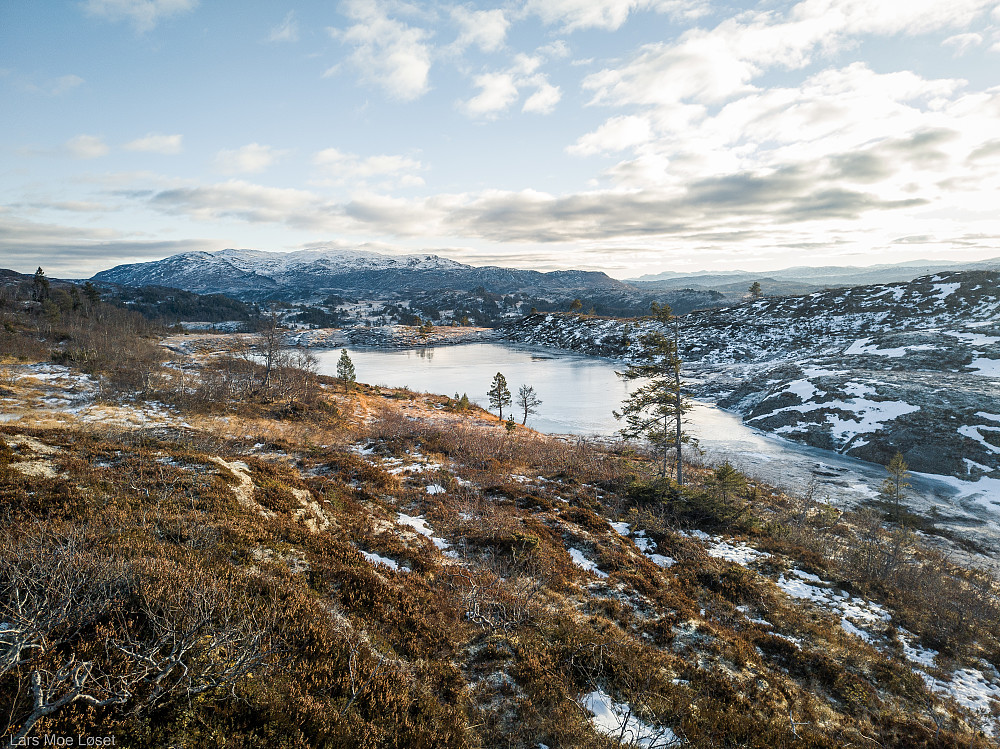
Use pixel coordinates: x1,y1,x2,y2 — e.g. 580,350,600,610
678,529,1000,738
503,271,1000,494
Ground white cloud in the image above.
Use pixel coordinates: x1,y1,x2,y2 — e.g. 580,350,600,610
584,0,994,106
463,72,519,117
49,75,85,95
14,73,85,96
146,179,442,235
582,62,976,195
313,148,424,186
461,57,560,118
124,133,183,154
214,143,287,174
332,0,432,101
66,135,109,159
82,0,198,32
943,32,983,54
523,0,707,31
269,11,299,42
451,6,508,53
538,40,571,59
568,115,652,155
523,81,561,114
151,180,325,226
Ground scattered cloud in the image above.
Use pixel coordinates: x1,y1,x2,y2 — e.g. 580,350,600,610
50,74,86,95
461,54,560,118
150,180,324,225
331,0,433,101
38,74,85,96
313,148,425,187
451,6,508,53
583,0,992,107
522,0,707,32
523,81,561,114
268,10,299,42
0,210,211,276
568,115,652,155
538,40,570,59
943,32,983,54
66,135,109,159
124,133,183,154
214,143,287,174
82,0,198,32
8,73,85,96
463,72,519,117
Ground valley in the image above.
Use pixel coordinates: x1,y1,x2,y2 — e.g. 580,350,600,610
3,253,1000,746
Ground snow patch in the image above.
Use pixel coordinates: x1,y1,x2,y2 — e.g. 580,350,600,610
568,547,608,578
397,513,453,555
361,550,409,572
581,688,681,747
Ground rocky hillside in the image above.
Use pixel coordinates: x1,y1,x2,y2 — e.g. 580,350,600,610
501,271,1000,483
3,333,1000,746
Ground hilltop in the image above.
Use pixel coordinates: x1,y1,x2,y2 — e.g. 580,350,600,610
89,248,726,320
2,270,1000,747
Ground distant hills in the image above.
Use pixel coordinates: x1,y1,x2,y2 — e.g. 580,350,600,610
92,248,633,300
629,256,1000,299
87,248,1000,320
89,248,726,319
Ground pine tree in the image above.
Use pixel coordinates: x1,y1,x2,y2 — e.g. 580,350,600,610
336,349,357,391
82,281,101,306
516,384,542,425
880,451,910,522
710,461,746,504
614,302,691,483
488,372,511,422
32,267,50,301
749,281,763,300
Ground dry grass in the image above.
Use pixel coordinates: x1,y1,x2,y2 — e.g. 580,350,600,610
1,306,998,747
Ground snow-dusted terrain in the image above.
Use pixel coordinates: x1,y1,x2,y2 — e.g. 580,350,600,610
92,247,634,301
502,271,1000,487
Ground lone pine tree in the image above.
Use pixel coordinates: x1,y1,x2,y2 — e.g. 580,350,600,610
488,372,511,422
880,451,911,523
336,349,357,391
614,302,691,483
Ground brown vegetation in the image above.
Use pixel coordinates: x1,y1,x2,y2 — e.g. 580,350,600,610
1,290,998,747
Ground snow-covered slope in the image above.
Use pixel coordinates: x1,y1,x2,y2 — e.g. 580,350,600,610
502,271,1000,483
92,248,634,300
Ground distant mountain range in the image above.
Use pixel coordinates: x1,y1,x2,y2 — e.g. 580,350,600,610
629,256,1000,298
93,249,1000,308
92,248,633,301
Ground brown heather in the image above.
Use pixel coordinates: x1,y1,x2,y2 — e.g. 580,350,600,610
1,280,999,747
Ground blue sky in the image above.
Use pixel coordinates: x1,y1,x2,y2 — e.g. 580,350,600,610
3,0,1000,279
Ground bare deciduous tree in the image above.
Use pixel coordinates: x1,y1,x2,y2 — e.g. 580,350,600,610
1,528,282,743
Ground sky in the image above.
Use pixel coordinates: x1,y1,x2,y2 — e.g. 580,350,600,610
2,0,1000,280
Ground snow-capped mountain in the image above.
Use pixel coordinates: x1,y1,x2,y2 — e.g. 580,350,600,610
92,248,634,300
502,271,1000,485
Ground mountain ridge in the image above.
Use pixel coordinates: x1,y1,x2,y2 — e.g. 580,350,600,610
92,247,635,301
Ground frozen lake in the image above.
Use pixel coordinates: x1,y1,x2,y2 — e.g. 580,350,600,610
314,342,992,522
